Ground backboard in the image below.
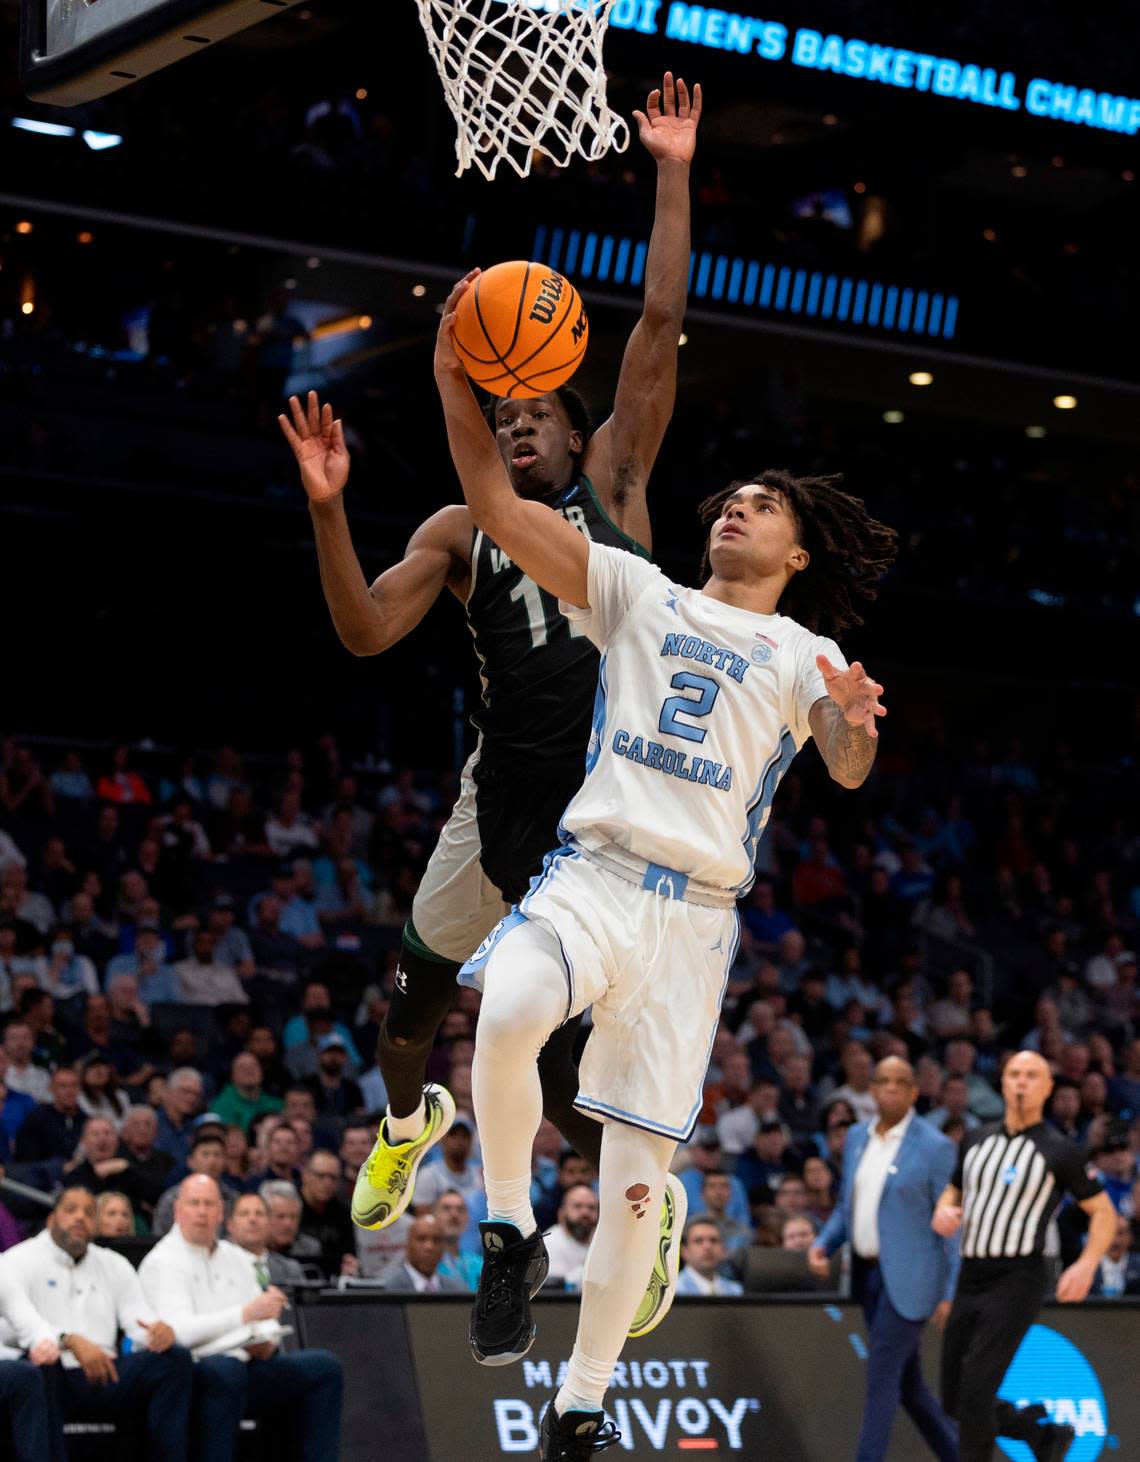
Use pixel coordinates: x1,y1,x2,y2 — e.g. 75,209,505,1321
20,0,308,105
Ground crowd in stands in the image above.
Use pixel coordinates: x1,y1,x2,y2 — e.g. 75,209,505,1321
0,723,1138,1446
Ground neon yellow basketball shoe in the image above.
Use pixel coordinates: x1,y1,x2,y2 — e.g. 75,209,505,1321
350,1083,456,1231
628,1172,688,1339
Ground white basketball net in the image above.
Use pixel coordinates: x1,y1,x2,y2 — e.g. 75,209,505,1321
415,0,630,181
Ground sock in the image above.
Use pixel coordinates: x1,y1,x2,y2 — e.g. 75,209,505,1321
386,1097,427,1144
485,1176,537,1238
555,1349,614,1415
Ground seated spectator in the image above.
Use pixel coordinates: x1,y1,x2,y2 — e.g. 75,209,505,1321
266,792,320,861
19,988,68,1070
248,1117,303,1190
38,926,98,1004
772,1174,811,1226
717,1076,779,1156
298,1150,359,1280
1091,1214,1140,1296
1,1023,50,1103
155,1068,207,1165
14,1065,84,1166
701,1046,754,1124
216,786,272,861
224,1124,251,1184
119,1104,177,1216
817,1097,857,1173
533,1147,598,1232
140,1175,343,1461
541,1183,599,1290
282,982,361,1078
413,1113,483,1210
0,1070,36,1161
107,928,182,1006
175,930,249,1007
96,744,153,806
694,1170,753,1255
62,888,117,970
67,992,146,1084
775,929,812,994
1110,1039,1140,1119
1,865,53,938
338,1122,375,1205
788,969,835,1047
77,1050,130,1127
213,1053,284,1133
801,1154,836,1224
376,1213,466,1293
226,1191,306,1286
675,1218,744,1296
1047,1081,1083,1140
927,1074,980,1133
95,1189,136,1237
434,1189,482,1289
302,1034,364,1120
780,1213,818,1252
67,1114,143,1203
741,879,795,953
205,897,254,981
260,1179,323,1271
50,748,95,806
246,1027,289,1097
1091,1129,1135,1212
3,1186,192,1455
777,1054,820,1142
248,895,305,985
943,1039,1004,1121
826,1042,879,1122
927,969,975,1040
734,1118,793,1206
153,1130,242,1237
314,859,371,932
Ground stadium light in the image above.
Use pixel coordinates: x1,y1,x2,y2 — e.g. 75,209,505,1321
81,130,123,150
883,410,905,424
1052,395,1078,410
908,371,934,386
12,116,76,138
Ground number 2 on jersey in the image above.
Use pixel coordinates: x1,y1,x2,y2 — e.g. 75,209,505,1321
658,672,720,743
510,576,586,648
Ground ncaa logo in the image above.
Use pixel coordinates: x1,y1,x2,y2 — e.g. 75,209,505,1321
998,1326,1109,1461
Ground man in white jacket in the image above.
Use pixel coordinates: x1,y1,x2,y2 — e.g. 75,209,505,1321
0,1185,193,1458
139,1174,343,1462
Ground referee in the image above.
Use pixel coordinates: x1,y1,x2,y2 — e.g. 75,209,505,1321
932,1050,1116,1462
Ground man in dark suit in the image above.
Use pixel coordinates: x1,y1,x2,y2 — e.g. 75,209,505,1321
377,1214,468,1293
811,1057,958,1462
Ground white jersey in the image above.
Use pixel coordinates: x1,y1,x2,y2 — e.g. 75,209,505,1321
558,543,845,895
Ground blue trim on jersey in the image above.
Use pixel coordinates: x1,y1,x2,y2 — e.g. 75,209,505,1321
584,655,609,777
573,908,741,1143
735,728,796,897
521,842,581,909
643,863,689,901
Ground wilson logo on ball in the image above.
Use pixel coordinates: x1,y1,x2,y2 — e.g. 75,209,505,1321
453,259,589,399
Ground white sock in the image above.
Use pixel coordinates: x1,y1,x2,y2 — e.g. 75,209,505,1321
485,1177,537,1238
472,918,566,1247
555,1350,614,1416
386,1097,426,1144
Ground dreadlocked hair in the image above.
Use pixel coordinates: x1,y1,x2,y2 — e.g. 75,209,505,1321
696,468,898,636
481,386,592,461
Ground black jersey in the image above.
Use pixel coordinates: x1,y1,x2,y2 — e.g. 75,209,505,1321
954,1120,1103,1260
465,474,648,763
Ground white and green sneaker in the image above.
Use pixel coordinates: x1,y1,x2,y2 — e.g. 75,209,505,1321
628,1173,688,1339
350,1083,456,1231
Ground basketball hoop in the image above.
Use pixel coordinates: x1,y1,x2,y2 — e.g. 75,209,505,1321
414,0,629,181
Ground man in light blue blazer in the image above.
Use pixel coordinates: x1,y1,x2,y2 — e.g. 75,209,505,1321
811,1057,959,1462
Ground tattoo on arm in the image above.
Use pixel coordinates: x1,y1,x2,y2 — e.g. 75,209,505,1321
814,700,877,787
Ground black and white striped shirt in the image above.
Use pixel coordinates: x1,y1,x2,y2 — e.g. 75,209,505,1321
953,1121,1102,1261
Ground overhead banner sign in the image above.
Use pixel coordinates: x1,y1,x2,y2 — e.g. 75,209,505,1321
606,2,1140,136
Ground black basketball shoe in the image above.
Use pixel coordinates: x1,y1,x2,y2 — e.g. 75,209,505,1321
539,1401,621,1460
468,1220,549,1366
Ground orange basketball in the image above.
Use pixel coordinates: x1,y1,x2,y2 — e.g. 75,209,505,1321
452,260,588,399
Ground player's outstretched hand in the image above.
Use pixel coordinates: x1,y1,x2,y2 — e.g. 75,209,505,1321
434,269,480,384
817,655,887,739
633,72,702,165
931,1204,962,1238
278,391,350,504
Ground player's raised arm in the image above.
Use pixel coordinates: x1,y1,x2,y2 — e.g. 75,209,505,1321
279,392,469,656
808,656,885,788
588,73,701,545
434,274,590,609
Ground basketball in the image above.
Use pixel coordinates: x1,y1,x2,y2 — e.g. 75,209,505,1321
452,260,589,399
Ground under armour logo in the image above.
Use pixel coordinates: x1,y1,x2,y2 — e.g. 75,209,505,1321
484,1232,505,1252
661,590,680,614
395,967,408,994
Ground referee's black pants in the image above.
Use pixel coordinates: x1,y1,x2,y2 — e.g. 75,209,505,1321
941,1258,1047,1461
